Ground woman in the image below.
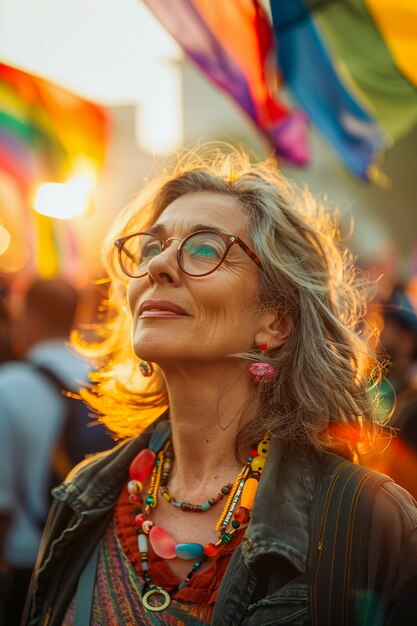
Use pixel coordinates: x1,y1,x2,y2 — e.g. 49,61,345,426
24,146,417,626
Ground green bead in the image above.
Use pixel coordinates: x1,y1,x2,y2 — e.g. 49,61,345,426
145,496,155,505
232,520,240,529
221,533,232,543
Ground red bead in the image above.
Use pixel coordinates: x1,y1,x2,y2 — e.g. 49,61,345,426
234,506,250,523
134,513,147,527
260,343,267,351
149,525,176,559
129,448,156,481
204,542,218,557
250,449,259,458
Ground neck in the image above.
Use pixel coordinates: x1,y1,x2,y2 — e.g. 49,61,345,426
160,359,257,490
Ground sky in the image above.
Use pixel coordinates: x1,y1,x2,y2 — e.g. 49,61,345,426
0,0,183,152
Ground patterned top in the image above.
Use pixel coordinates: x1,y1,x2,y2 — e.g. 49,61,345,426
63,484,242,625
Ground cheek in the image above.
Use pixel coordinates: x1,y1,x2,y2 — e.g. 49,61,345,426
196,283,259,342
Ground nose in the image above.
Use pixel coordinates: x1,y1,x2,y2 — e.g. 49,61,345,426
146,242,182,285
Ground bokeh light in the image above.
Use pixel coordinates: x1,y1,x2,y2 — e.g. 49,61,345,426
0,239,30,273
33,170,96,220
0,224,11,255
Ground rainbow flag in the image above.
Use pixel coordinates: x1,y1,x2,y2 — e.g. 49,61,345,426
0,62,109,277
143,0,310,166
0,62,108,193
270,0,417,181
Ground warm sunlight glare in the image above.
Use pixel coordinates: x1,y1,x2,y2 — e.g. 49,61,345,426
0,224,11,255
0,239,30,273
33,170,96,219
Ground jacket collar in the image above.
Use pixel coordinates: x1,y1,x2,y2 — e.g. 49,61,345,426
244,438,320,573
52,425,155,512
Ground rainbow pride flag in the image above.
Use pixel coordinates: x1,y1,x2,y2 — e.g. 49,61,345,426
0,62,108,194
143,0,310,166
0,62,109,277
270,0,417,181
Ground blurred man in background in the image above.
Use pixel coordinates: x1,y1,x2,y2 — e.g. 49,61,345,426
0,286,17,365
362,286,417,499
376,286,417,498
0,277,113,626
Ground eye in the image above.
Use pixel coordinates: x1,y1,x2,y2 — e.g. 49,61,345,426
140,237,162,261
184,234,225,260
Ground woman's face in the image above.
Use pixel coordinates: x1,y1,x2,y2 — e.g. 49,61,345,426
128,191,266,368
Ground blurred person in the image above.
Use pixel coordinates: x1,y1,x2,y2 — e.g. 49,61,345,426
368,286,417,498
0,278,112,626
0,287,17,364
23,147,417,626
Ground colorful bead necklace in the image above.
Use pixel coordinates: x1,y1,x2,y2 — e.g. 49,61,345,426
127,420,270,612
158,443,233,512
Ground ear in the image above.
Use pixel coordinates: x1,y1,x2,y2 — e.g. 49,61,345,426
254,310,291,350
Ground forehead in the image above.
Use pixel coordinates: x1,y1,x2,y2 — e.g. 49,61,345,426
155,191,249,236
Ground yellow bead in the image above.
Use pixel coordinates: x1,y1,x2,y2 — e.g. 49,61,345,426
250,456,265,473
257,439,270,457
241,477,259,510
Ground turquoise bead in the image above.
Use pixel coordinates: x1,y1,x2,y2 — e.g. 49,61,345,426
175,543,204,560
149,420,172,452
201,502,211,511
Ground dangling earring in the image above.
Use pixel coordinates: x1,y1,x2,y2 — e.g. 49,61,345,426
248,343,276,382
139,360,154,377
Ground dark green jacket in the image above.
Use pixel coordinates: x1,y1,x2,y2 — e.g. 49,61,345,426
23,422,417,625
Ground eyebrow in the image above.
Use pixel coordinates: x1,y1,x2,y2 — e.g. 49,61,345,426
147,223,230,236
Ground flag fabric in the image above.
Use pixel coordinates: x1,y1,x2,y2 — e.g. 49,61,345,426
270,0,417,181
0,62,109,277
143,0,310,166
0,62,109,194
316,0,417,141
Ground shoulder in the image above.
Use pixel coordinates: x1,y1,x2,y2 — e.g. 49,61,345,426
0,361,51,412
28,340,89,389
372,480,417,535
0,360,36,387
52,433,150,512
0,360,66,426
315,453,417,533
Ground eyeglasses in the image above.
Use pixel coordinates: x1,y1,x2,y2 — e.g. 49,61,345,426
114,229,263,278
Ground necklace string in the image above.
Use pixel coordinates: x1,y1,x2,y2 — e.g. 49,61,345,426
127,421,270,612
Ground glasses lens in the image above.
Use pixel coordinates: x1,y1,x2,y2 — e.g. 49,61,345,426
119,233,162,277
180,231,227,276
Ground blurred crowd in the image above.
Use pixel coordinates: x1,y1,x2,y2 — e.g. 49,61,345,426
362,282,417,497
0,276,115,626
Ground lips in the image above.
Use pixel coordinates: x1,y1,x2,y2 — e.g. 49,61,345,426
139,300,188,318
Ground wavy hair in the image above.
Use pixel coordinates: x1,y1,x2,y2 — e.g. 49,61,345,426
76,144,383,457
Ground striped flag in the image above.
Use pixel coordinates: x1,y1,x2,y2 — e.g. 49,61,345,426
0,62,109,277
270,0,417,181
143,0,310,166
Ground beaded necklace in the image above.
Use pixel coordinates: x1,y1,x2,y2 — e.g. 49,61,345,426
127,420,270,612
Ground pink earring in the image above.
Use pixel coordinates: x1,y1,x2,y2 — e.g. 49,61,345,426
139,360,154,377
248,343,276,382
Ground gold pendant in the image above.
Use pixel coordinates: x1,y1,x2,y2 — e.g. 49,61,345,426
142,587,171,612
